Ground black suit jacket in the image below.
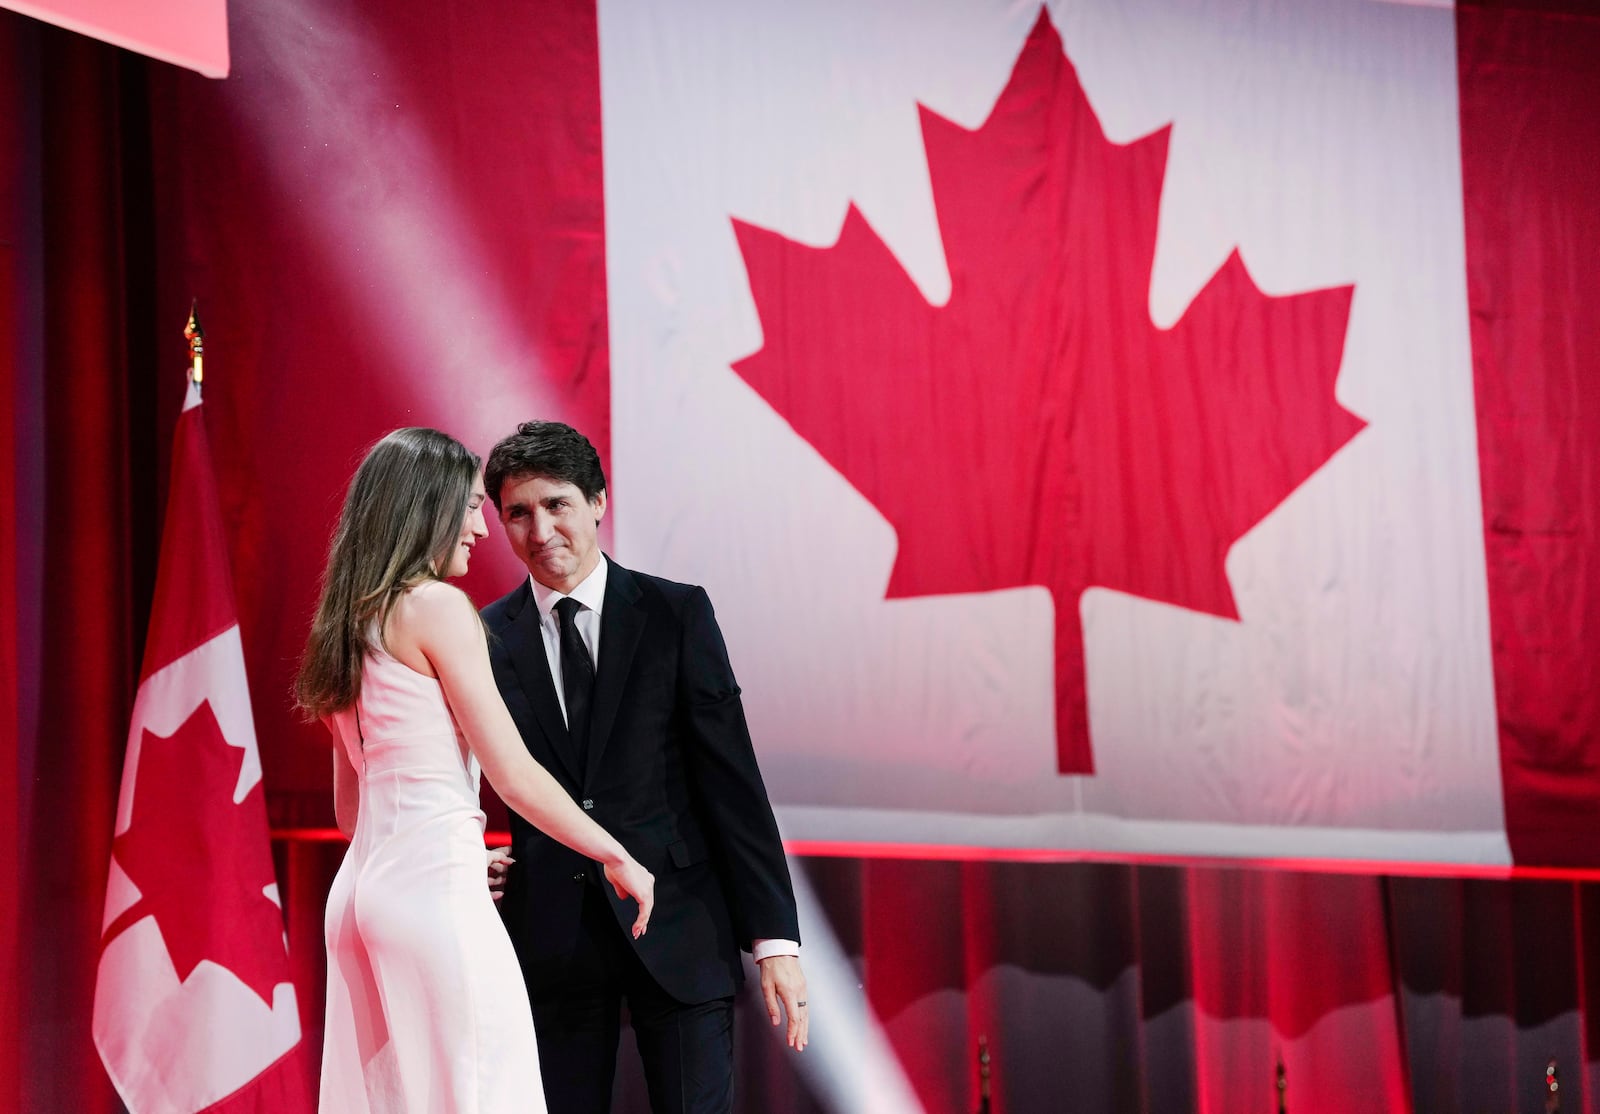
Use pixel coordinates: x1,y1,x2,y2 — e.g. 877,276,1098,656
482,558,799,1004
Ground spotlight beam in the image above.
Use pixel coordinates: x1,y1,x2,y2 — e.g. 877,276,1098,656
229,0,569,444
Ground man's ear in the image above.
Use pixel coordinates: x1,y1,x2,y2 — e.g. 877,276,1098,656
592,489,608,523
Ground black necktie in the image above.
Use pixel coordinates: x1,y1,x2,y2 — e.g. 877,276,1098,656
553,597,595,762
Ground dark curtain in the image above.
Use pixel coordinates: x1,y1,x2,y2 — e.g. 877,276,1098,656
1,11,166,1113
6,4,1600,1114
0,17,28,1110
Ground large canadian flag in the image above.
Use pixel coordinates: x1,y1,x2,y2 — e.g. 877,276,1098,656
94,379,312,1112
595,0,1599,870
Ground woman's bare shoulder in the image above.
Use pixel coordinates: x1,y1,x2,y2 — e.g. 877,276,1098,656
405,578,472,608
390,580,478,640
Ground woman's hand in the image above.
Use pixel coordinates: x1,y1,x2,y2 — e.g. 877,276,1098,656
603,857,656,939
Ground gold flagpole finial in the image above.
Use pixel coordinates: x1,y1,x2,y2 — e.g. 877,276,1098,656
184,300,205,393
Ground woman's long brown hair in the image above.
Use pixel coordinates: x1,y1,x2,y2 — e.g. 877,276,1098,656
295,427,480,720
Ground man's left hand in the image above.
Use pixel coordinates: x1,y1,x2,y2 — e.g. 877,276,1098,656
486,845,514,901
758,954,809,1051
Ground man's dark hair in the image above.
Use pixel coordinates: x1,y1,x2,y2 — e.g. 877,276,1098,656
484,421,608,510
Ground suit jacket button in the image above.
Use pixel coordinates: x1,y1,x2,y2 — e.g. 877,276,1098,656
581,798,594,810
572,872,586,883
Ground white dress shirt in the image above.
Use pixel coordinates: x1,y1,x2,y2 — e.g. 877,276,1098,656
528,556,608,727
526,556,798,962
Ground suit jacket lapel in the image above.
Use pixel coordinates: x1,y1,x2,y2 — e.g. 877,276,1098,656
499,580,585,787
587,559,644,786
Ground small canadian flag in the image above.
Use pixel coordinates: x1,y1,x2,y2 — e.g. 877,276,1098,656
93,375,312,1112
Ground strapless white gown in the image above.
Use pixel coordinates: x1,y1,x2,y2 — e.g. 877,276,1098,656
319,646,543,1112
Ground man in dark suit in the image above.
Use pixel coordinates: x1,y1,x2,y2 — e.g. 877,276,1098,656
481,421,807,1114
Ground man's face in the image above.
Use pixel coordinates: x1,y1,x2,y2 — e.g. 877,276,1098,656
497,473,607,593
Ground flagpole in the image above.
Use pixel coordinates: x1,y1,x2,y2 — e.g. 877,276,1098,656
184,301,204,394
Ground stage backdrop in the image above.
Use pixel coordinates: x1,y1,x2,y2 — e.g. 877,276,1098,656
7,3,1600,1113
144,0,1597,870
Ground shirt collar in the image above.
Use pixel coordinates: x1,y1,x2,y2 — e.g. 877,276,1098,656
529,553,609,622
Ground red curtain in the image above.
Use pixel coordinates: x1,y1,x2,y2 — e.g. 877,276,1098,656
260,841,1600,1114
1462,0,1600,866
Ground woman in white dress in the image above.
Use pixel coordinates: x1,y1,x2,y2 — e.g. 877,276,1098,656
296,428,654,1113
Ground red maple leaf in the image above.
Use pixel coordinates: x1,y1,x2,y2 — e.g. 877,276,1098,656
732,8,1364,774
106,700,289,1004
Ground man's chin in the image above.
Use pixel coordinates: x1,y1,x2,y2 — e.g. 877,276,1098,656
531,560,576,587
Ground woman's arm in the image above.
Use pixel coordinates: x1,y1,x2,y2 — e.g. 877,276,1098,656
399,582,654,935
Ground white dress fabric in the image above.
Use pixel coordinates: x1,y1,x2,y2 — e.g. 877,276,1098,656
320,645,543,1112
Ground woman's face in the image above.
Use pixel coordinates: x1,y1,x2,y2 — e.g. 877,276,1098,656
443,473,490,578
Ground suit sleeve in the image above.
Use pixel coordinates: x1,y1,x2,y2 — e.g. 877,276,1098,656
678,586,800,948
